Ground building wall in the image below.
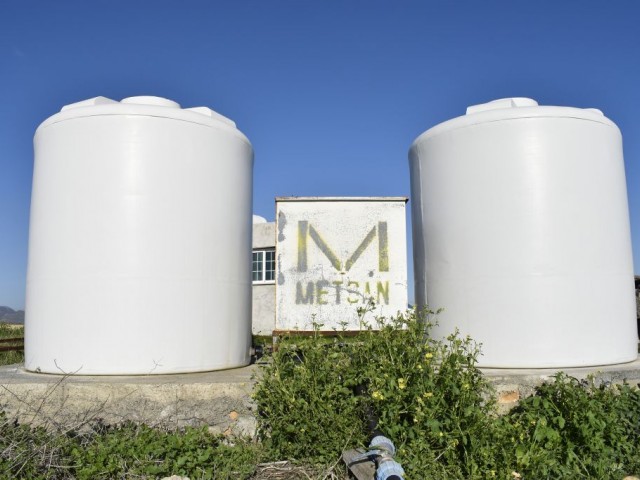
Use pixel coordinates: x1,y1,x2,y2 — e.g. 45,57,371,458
275,197,408,331
252,282,275,336
252,221,276,336
253,221,275,250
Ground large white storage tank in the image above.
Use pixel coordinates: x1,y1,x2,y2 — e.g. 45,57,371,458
26,96,253,374
410,97,637,368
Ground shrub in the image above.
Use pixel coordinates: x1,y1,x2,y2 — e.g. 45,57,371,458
254,308,640,479
347,309,496,479
492,374,640,479
253,320,368,464
254,308,497,478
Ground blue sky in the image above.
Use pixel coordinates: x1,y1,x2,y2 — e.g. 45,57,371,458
1,1,639,309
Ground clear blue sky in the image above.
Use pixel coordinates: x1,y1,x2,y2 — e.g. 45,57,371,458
1,1,639,309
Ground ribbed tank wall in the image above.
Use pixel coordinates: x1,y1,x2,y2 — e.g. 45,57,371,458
26,96,253,374
409,98,637,368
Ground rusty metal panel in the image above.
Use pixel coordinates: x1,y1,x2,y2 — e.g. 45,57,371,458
275,197,408,331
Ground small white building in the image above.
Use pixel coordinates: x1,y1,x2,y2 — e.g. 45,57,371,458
252,216,276,336
274,197,408,332
252,198,409,335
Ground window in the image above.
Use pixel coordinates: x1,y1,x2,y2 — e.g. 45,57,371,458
253,249,275,283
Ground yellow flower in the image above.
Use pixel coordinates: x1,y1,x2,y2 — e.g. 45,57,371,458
397,378,407,390
423,392,433,398
371,390,384,401
424,352,434,361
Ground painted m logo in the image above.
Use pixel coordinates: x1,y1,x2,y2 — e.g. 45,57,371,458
297,221,389,273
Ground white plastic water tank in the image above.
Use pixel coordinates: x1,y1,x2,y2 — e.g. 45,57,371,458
26,96,253,374
410,98,637,368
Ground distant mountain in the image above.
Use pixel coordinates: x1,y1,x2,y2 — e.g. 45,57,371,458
0,306,25,324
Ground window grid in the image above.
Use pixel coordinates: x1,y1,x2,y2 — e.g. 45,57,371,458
253,249,275,283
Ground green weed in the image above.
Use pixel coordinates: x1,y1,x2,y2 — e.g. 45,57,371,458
0,417,262,480
68,423,261,479
254,307,640,479
491,374,640,479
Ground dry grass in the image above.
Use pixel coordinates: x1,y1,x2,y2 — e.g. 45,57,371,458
253,460,348,479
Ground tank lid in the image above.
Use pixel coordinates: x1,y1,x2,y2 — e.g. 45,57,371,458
466,97,538,114
37,95,248,145
121,96,180,108
60,96,119,111
412,97,618,146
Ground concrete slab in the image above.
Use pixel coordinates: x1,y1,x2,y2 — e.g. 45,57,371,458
482,356,640,413
482,356,640,382
0,364,258,435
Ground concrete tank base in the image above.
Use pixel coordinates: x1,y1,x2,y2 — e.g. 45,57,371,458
484,356,640,414
1,358,640,429
0,364,258,436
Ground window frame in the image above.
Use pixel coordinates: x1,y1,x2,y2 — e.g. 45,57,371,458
252,248,276,284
